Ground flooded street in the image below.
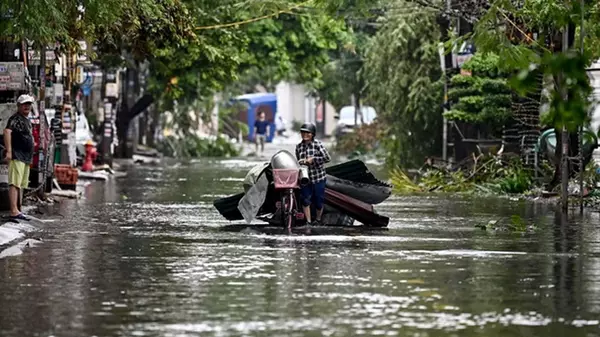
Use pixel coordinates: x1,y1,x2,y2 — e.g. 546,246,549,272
2,158,600,337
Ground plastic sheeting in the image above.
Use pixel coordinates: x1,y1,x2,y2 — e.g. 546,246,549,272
238,172,270,224
242,162,270,193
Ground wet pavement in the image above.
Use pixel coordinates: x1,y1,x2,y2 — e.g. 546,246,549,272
1,158,600,337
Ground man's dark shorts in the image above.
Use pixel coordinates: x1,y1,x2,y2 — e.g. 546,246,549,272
300,179,326,209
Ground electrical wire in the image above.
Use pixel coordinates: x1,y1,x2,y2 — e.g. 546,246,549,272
193,1,440,31
195,0,313,30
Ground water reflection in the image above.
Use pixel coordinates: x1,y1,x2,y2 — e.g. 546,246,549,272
1,160,600,336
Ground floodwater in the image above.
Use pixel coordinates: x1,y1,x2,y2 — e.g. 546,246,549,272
1,158,600,337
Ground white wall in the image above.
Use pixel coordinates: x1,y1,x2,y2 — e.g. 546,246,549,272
589,60,600,134
304,95,316,124
275,81,338,136
275,82,292,122
290,83,306,122
324,101,337,137
276,81,307,123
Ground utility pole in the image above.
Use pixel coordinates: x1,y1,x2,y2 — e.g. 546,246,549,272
39,45,46,113
101,70,118,167
38,44,46,197
440,42,448,162
579,0,585,213
60,50,76,167
440,0,453,163
561,25,569,211
352,93,360,127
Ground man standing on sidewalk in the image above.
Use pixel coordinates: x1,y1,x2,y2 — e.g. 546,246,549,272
253,111,270,156
4,94,35,221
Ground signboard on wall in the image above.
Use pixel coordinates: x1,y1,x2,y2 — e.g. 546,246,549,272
46,84,64,106
77,40,90,64
0,62,25,91
28,50,57,65
105,83,119,98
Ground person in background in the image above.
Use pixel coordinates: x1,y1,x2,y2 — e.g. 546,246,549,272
4,94,35,221
253,111,270,156
275,115,287,137
295,123,331,226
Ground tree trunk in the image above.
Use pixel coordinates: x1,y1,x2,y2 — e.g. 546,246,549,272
548,108,582,189
130,66,141,155
148,104,160,147
138,110,147,146
115,66,154,158
548,22,577,192
549,128,563,189
353,92,363,125
547,114,582,190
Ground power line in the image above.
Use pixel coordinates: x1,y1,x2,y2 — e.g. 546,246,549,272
194,1,442,31
195,0,312,30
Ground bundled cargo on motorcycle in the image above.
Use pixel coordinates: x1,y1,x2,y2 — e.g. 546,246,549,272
213,150,392,228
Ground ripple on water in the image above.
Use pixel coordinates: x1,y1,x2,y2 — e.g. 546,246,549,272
250,234,461,243
121,312,599,336
214,159,266,169
217,177,245,182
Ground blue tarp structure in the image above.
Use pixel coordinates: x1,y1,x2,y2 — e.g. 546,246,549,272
234,93,277,142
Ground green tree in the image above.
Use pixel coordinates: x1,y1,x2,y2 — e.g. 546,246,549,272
0,0,200,157
406,0,600,187
1,0,377,158
315,0,383,113
104,0,344,156
363,2,444,168
158,1,354,138
445,53,512,137
141,0,361,157
460,0,597,188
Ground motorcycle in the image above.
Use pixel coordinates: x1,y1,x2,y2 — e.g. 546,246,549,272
270,150,309,229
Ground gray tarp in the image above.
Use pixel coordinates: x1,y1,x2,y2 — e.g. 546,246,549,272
243,162,270,193
238,163,271,223
238,173,270,224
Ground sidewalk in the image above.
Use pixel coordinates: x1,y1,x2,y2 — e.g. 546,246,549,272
0,174,98,259
0,208,43,258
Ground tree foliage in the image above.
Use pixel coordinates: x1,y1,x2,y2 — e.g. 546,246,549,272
435,0,600,187
448,0,598,131
315,0,383,111
363,2,444,168
512,52,592,131
445,53,512,131
146,0,355,106
240,11,350,88
0,0,196,57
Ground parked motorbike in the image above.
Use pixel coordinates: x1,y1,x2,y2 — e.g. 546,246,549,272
270,150,309,229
